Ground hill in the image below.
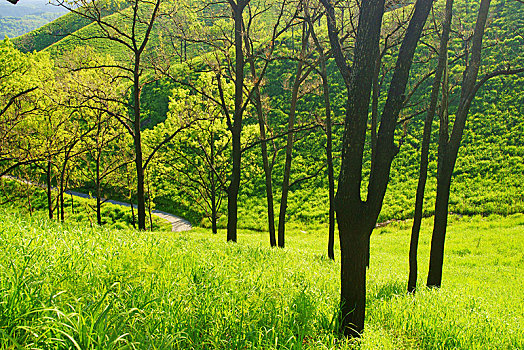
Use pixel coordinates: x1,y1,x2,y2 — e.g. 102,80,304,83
0,0,67,39
9,0,524,230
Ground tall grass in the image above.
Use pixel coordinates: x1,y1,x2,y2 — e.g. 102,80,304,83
0,208,522,349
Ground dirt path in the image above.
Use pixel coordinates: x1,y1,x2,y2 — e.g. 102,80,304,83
66,190,192,232
3,176,192,232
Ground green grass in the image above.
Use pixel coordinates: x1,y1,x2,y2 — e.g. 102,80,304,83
0,207,522,349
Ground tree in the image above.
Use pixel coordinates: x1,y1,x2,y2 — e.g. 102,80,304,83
0,40,42,177
60,47,130,225
164,0,291,242
54,0,165,230
146,73,232,233
427,0,524,288
319,0,433,337
408,0,454,293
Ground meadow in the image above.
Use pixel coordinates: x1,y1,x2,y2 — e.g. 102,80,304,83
1,207,522,349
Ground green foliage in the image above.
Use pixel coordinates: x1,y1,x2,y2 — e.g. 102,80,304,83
5,0,524,229
0,208,522,348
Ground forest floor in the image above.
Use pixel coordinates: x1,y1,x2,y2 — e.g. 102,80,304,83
0,207,522,349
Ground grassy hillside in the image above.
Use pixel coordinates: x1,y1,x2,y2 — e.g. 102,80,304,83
12,0,524,229
0,208,522,348
11,2,124,53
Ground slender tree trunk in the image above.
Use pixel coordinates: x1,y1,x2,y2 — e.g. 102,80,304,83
249,61,276,246
226,4,246,242
147,172,153,231
427,0,491,288
408,0,454,293
133,66,146,230
320,56,336,261
26,191,32,215
308,14,335,259
46,160,53,220
278,27,308,248
210,131,218,234
96,153,102,225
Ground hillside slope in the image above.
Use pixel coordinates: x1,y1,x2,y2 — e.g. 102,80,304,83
11,0,524,229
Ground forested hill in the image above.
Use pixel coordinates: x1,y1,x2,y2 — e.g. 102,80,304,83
0,0,67,40
8,0,524,230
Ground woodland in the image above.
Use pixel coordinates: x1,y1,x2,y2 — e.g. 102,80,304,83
0,0,523,348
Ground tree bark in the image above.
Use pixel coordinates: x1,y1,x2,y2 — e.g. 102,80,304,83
249,61,276,246
210,130,218,234
278,24,309,248
321,0,433,336
226,2,247,242
427,0,491,288
46,160,53,220
96,153,102,226
408,0,454,294
133,64,147,231
277,60,305,248
309,14,336,260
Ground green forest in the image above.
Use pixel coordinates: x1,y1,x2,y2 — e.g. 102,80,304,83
0,0,523,348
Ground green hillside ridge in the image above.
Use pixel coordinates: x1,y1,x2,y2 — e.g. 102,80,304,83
13,0,524,230
12,1,123,53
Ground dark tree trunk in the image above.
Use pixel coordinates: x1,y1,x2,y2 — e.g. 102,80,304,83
408,0,454,294
46,160,53,220
147,173,153,231
96,154,102,226
338,215,372,336
133,65,146,231
277,62,304,248
226,2,247,242
210,131,218,234
249,61,276,246
307,12,335,259
59,145,75,223
227,127,241,242
427,0,491,288
278,25,309,248
321,0,433,337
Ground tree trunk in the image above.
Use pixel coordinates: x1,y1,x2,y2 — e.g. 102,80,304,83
308,14,335,259
226,4,246,242
210,130,218,234
147,173,153,231
408,0,454,293
249,61,276,246
321,0,433,337
96,153,102,226
133,65,146,230
278,25,308,248
227,127,241,242
46,160,53,220
321,55,336,261
338,216,372,337
427,0,491,288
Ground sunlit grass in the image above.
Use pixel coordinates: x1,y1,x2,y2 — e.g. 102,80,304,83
0,208,522,349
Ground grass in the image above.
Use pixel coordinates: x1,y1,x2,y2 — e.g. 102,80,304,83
0,207,522,349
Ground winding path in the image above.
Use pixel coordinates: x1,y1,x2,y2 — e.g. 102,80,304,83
66,190,192,232
3,176,192,232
